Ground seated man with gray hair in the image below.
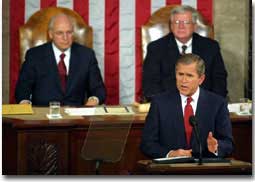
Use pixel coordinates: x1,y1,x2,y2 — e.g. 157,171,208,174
15,13,106,106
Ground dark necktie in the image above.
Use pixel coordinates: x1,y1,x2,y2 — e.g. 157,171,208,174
181,45,187,54
58,53,67,92
184,97,194,147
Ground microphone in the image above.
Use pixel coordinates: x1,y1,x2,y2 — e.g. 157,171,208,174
189,116,202,165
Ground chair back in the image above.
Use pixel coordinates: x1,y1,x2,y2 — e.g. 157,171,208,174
19,7,93,63
141,5,213,59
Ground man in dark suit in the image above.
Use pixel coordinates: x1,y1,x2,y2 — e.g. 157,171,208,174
142,5,228,101
15,13,106,106
140,53,233,159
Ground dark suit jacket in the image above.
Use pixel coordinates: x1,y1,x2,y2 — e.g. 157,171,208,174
140,88,233,159
142,33,228,100
15,42,106,106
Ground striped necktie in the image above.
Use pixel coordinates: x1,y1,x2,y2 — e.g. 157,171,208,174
181,45,187,54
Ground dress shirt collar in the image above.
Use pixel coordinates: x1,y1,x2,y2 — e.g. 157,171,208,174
180,87,200,115
175,38,192,54
52,43,71,73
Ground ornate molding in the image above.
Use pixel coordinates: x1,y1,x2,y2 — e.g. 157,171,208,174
27,140,58,174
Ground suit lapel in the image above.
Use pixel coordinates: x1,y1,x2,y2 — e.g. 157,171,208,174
167,33,181,59
192,33,202,55
44,43,63,93
190,88,208,149
195,88,208,123
171,92,187,147
66,43,79,94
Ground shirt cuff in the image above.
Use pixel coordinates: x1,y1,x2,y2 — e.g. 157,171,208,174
88,96,99,105
166,150,174,158
19,100,32,104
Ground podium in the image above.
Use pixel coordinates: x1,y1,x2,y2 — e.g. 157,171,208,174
136,159,252,175
80,120,132,174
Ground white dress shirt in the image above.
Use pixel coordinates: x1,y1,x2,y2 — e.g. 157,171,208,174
180,87,200,116
176,38,192,54
52,43,71,74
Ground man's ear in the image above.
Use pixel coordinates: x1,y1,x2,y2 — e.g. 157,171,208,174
193,23,198,31
48,30,53,39
198,74,205,85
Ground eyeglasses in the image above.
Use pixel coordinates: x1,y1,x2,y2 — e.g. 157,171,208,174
172,20,193,25
54,31,73,37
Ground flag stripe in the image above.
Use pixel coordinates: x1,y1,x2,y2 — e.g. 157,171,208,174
40,0,57,9
10,0,25,103
57,0,73,9
197,0,213,24
25,0,40,22
104,0,119,104
151,0,166,14
119,0,135,104
89,0,105,80
182,0,197,8
166,0,182,5
74,0,89,24
135,0,151,102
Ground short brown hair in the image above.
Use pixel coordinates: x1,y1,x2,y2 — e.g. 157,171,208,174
175,53,205,77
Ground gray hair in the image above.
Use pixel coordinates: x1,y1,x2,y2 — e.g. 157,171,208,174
48,13,74,30
176,53,205,76
170,5,199,24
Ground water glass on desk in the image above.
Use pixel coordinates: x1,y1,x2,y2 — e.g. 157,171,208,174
49,101,61,118
239,98,251,114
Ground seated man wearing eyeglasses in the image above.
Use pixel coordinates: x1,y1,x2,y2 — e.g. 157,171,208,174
142,5,228,101
15,13,106,106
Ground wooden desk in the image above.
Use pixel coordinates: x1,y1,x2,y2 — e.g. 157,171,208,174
2,107,252,174
137,159,252,175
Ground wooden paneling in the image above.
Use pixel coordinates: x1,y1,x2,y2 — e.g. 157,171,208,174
17,130,69,174
231,120,252,162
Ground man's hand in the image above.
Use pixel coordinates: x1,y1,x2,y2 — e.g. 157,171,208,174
167,149,192,158
85,96,99,106
207,131,218,153
19,100,32,104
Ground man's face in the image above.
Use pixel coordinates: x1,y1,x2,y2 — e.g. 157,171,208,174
170,11,197,43
176,62,205,96
48,15,73,51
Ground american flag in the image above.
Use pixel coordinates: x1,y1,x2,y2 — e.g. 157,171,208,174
10,0,212,105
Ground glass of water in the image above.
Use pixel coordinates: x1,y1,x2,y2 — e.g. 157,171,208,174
49,101,61,118
239,98,250,114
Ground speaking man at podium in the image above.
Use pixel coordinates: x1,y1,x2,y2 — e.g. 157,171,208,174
140,54,233,159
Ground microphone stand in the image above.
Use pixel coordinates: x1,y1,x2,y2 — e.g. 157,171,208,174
95,159,102,175
194,131,202,165
190,116,202,165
